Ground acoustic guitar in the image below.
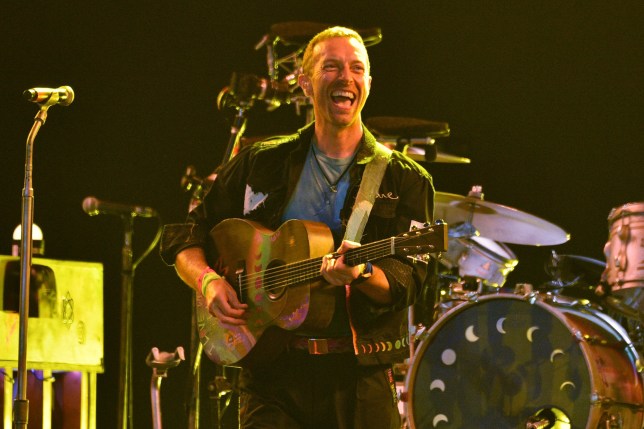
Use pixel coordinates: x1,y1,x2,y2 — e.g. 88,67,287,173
196,218,447,367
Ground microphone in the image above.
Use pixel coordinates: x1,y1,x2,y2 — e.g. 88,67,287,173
23,86,75,106
82,196,157,218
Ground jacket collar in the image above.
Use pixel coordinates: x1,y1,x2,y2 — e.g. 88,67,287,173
292,121,379,165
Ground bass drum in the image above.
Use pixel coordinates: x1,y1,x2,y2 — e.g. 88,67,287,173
405,293,644,429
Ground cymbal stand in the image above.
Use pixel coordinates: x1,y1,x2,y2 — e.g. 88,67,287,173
14,96,65,429
221,105,248,167
255,32,309,118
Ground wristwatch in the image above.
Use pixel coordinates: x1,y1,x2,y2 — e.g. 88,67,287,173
358,262,373,279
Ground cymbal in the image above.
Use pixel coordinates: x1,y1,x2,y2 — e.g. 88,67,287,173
434,191,570,246
402,144,471,164
366,116,450,138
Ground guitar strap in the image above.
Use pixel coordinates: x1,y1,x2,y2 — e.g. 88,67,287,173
343,141,392,242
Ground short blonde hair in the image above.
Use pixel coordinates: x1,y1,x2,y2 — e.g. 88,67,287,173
301,26,369,76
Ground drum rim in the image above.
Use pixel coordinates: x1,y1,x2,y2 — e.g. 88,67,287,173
607,201,644,224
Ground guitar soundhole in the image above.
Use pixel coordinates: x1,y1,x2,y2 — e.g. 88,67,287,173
265,259,287,300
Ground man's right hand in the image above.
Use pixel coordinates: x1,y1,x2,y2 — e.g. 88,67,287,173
202,277,248,325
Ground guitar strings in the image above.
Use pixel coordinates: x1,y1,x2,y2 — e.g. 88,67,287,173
241,233,427,290
233,233,432,293
239,242,390,294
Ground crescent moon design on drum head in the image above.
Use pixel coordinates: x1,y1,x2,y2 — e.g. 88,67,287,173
432,414,448,427
496,317,506,334
526,326,539,342
429,379,446,392
465,325,479,342
550,349,565,362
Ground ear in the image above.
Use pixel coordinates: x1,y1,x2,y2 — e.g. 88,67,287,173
298,75,311,96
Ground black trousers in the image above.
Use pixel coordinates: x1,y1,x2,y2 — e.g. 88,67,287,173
239,348,401,429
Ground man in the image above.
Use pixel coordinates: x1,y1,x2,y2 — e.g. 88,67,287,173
161,26,434,428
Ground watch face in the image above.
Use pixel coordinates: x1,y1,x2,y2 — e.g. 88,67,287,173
362,262,373,278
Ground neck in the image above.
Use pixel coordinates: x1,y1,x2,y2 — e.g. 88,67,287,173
314,121,363,158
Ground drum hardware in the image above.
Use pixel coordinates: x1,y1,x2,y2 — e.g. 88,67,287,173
539,251,608,309
379,137,472,164
514,282,534,295
434,187,570,246
433,278,481,322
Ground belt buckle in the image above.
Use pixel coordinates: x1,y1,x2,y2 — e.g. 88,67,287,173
307,338,329,355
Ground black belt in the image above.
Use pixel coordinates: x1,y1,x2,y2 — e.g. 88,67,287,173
290,336,354,355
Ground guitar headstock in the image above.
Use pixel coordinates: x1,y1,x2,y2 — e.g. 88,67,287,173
394,220,448,256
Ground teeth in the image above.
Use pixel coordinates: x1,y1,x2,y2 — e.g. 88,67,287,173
331,90,355,100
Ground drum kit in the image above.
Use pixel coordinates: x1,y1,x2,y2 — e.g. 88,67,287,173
182,22,644,429
395,161,644,428
363,110,644,428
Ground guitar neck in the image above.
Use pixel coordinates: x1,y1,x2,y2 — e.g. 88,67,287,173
335,237,394,267
272,238,394,288
254,223,444,291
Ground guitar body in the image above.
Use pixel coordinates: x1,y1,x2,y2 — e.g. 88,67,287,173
196,218,335,367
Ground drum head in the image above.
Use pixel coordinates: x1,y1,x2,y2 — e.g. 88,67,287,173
406,294,643,428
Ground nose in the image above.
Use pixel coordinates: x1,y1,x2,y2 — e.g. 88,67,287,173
338,64,353,82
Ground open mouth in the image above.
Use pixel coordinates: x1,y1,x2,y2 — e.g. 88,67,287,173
330,90,355,107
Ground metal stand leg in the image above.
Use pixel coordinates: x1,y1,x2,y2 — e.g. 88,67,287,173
2,368,13,429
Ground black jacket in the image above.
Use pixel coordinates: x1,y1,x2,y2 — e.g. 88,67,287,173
161,121,435,364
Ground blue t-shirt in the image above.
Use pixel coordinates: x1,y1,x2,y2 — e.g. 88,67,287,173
282,143,355,245
281,142,357,337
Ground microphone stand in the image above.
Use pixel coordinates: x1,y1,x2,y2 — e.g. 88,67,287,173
14,97,60,429
118,215,135,429
83,204,161,429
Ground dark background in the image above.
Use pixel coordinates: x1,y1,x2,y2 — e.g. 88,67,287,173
1,1,642,428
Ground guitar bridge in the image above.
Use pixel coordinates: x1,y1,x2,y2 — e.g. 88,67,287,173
234,262,246,303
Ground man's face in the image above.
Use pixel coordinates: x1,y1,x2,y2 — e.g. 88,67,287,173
300,37,372,129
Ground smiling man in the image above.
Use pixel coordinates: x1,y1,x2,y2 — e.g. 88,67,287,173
161,26,435,428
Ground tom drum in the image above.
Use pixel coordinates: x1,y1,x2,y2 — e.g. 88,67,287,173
440,236,518,287
603,202,644,310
